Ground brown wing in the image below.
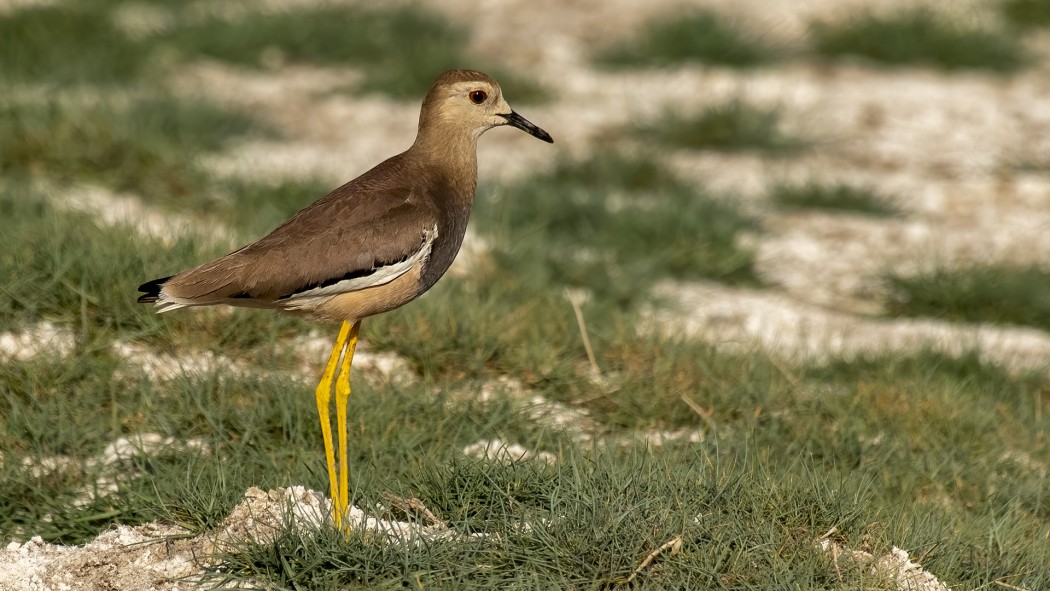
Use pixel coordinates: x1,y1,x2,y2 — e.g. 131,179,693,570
157,154,440,305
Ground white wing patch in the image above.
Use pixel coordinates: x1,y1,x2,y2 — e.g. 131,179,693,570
280,224,437,302
154,301,188,313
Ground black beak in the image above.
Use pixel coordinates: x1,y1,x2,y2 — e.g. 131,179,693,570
499,111,554,143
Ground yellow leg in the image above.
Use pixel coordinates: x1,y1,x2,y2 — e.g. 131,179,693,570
335,320,361,528
315,320,352,524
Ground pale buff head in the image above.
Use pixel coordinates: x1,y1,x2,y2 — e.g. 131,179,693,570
416,69,553,144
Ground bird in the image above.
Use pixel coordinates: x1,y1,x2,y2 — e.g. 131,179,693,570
137,69,553,526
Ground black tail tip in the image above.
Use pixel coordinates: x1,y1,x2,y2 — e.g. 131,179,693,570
137,275,173,303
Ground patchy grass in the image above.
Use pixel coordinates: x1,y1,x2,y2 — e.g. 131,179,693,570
596,9,774,68
132,342,1050,588
0,2,545,102
0,184,194,335
154,4,547,102
885,264,1050,331
0,94,331,236
2,4,1048,588
3,177,1049,587
215,448,882,589
0,96,268,208
1000,0,1050,29
195,178,336,237
0,185,312,359
631,101,803,154
811,8,1028,71
477,151,760,306
0,333,567,544
770,182,900,217
0,2,152,85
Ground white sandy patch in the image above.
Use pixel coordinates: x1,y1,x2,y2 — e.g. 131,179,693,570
9,434,210,509
172,61,374,140
629,427,706,447
465,376,597,442
215,486,481,548
115,332,418,391
653,280,1050,374
526,394,595,438
430,0,999,74
462,438,557,464
267,485,466,546
112,2,177,39
290,331,418,387
473,375,529,403
0,0,55,14
0,485,486,591
95,434,210,468
1,524,202,591
818,539,952,591
758,204,1050,312
0,321,75,361
428,0,686,73
112,341,244,382
997,449,1049,479
551,63,1050,182
174,62,417,184
56,183,237,247
697,0,996,47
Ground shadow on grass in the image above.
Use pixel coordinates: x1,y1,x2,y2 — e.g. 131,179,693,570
1000,0,1050,30
770,182,901,217
811,8,1028,72
630,101,805,154
595,9,776,69
0,96,267,207
0,2,152,85
885,264,1050,332
153,4,548,103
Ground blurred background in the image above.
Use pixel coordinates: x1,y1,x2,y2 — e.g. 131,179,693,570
2,0,1049,588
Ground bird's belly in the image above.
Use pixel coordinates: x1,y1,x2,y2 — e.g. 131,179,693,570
288,261,424,323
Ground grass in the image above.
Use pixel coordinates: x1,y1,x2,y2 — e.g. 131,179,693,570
0,96,267,208
2,187,1048,590
0,184,193,334
595,9,774,68
153,4,547,103
1000,0,1050,29
2,3,1049,588
0,184,316,363
6,275,1050,588
631,101,803,154
0,2,152,85
473,150,760,307
812,8,1028,72
0,95,337,235
770,182,900,217
214,448,883,588
0,2,545,103
885,264,1050,332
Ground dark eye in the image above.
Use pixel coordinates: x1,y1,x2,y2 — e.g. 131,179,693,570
469,90,488,104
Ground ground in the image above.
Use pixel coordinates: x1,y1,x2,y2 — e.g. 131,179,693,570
1,0,1049,589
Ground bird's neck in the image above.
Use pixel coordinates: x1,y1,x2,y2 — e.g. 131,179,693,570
409,128,479,198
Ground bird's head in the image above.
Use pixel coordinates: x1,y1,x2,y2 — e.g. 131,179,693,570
417,69,553,144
